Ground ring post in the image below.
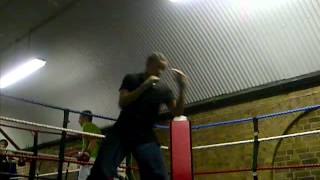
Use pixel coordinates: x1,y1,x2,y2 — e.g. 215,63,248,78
57,110,69,180
65,162,70,180
170,115,193,180
29,131,38,180
252,117,259,180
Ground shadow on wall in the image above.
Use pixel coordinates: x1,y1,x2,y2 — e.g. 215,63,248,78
272,109,320,179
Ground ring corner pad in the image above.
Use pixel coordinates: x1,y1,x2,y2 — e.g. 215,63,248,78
173,115,188,121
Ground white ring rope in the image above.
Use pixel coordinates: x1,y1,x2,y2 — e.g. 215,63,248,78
0,116,105,138
0,116,169,149
0,148,128,171
192,139,254,149
192,129,320,150
5,116,318,151
2,116,320,150
10,168,127,180
37,169,80,177
35,168,126,178
259,129,320,142
9,169,80,180
0,148,84,162
10,168,127,179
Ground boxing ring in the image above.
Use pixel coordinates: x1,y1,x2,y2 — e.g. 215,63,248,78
1,93,320,179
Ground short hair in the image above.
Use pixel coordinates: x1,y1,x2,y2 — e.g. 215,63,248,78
147,52,168,65
81,110,93,122
0,139,8,147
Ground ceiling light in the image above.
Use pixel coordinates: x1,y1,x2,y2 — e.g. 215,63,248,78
0,58,46,89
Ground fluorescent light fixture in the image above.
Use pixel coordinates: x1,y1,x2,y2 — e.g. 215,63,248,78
0,58,46,89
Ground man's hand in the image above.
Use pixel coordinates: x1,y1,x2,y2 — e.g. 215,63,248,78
142,75,160,89
119,75,160,108
171,68,187,89
18,158,26,166
77,151,90,162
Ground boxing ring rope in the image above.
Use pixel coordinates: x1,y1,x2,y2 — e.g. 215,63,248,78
0,149,135,180
0,116,169,150
0,148,93,165
193,163,320,176
1,119,320,179
0,92,119,180
191,104,320,129
2,94,320,179
3,111,320,150
0,94,117,122
192,128,320,149
34,169,80,179
0,116,105,138
0,111,138,179
0,123,69,136
0,151,129,180
3,113,320,178
0,150,93,165
9,169,80,180
0,149,132,170
0,172,54,180
2,93,320,130
0,149,134,180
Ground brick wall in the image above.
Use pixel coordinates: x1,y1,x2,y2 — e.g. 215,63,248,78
27,85,320,180
156,86,320,180
272,110,320,180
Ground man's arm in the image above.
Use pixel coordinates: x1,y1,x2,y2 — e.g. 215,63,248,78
166,69,187,116
83,137,97,154
119,75,160,108
166,88,186,116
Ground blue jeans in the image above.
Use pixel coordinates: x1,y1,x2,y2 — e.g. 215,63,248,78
87,129,168,180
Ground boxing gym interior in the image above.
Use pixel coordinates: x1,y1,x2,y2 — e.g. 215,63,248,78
1,0,320,179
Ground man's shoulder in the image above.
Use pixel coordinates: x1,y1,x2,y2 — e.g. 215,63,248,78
83,122,101,133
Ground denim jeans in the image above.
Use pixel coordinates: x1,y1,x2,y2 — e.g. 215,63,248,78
87,129,168,180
